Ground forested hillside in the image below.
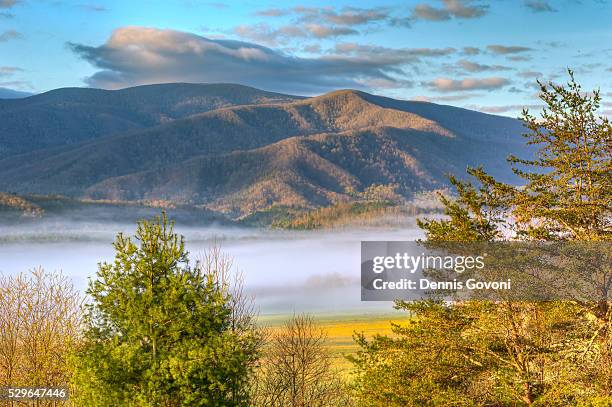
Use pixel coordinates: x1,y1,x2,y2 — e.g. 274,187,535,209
0,85,529,219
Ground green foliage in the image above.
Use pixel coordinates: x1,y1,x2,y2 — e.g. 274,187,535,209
351,300,607,406
350,300,485,406
72,212,260,406
416,168,512,242
510,70,611,241
418,70,611,243
352,71,612,406
239,205,305,227
273,201,395,230
272,198,443,230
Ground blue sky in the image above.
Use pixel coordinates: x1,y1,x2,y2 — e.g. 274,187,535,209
1,0,611,116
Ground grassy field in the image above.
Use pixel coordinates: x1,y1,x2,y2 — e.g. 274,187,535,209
258,312,410,373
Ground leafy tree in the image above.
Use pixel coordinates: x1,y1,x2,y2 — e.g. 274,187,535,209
352,71,611,406
72,212,260,406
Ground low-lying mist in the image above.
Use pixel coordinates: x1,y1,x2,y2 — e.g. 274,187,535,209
0,214,425,315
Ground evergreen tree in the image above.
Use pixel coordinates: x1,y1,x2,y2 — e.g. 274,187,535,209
351,71,611,406
72,212,260,406
510,70,611,241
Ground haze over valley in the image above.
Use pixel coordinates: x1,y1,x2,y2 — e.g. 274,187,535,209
0,82,530,312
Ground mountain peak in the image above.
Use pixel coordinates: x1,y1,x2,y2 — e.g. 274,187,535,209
291,88,454,137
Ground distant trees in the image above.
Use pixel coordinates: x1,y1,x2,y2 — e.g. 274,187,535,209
352,71,611,405
0,268,81,400
71,212,261,406
252,314,351,407
272,199,441,230
0,192,44,218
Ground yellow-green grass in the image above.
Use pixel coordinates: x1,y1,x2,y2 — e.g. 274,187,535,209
258,312,410,374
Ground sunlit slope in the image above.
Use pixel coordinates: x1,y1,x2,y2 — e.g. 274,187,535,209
0,85,529,217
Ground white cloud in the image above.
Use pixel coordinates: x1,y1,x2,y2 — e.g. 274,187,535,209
69,26,419,94
233,23,358,45
466,103,543,113
456,59,512,72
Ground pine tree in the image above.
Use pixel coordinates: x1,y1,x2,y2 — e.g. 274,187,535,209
352,71,611,406
510,69,611,241
72,212,260,406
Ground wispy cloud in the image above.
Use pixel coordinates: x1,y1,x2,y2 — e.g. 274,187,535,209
426,77,510,92
297,6,390,26
302,24,358,38
412,93,482,102
78,4,108,12
524,0,557,13
302,44,322,53
256,6,390,26
0,29,22,42
461,46,480,55
233,23,358,45
0,79,31,89
487,44,532,55
0,0,20,9
507,55,532,62
410,0,488,22
239,6,391,45
0,66,23,76
517,70,544,78
205,2,228,9
466,103,543,113
255,8,288,17
333,42,456,59
456,59,512,72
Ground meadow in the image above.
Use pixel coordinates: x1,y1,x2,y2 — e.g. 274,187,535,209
259,312,408,372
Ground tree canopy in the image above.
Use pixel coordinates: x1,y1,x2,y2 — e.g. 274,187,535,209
72,212,260,406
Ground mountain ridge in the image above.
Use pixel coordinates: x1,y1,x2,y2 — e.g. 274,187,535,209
0,83,530,218
0,83,300,157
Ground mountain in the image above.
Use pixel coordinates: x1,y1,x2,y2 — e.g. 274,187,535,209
84,127,471,217
0,87,33,99
0,85,530,218
0,83,299,157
